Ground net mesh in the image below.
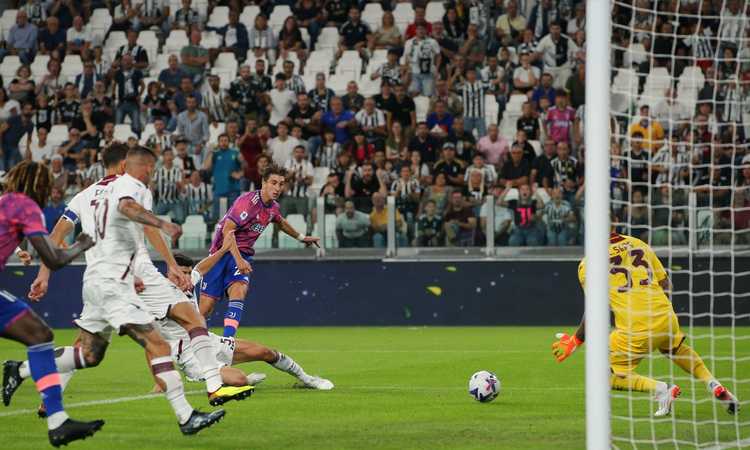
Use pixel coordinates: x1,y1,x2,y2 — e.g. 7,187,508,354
607,1,749,448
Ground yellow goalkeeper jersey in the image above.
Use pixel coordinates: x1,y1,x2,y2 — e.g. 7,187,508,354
578,233,675,335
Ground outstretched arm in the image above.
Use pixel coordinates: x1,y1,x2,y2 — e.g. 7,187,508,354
143,225,191,290
552,313,585,363
118,198,182,237
194,231,235,276
28,218,75,301
220,219,251,274
27,233,94,271
277,217,320,247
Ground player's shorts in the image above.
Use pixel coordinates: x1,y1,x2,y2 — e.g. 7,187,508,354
200,252,253,300
136,262,193,320
0,290,31,332
172,332,235,381
76,278,154,338
610,313,685,374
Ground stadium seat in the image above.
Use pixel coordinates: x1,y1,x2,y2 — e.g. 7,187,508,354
484,95,499,127
139,123,156,146
114,124,136,141
30,54,50,79
240,5,260,30
246,53,270,73
279,214,307,248
623,42,648,68
300,27,311,49
165,30,189,55
178,215,207,250
316,27,340,52
392,3,414,34
207,6,229,28
269,5,293,34
0,10,17,41
194,0,208,21
255,227,272,249
327,74,354,96
335,51,362,81
0,56,21,87
304,50,334,76
425,2,446,22
529,140,542,156
61,55,83,83
215,52,239,73
48,125,69,148
362,3,384,31
201,31,222,51
209,122,226,144
211,67,234,89
312,167,330,192
678,66,705,91
414,96,429,122
273,52,300,75
105,31,127,49
611,68,638,103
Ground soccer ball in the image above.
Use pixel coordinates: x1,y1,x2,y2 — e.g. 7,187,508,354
468,370,500,403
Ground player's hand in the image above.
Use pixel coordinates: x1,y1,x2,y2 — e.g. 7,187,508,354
220,230,236,252
28,278,49,302
75,233,95,251
300,236,320,248
552,333,583,363
235,258,252,274
167,265,193,291
134,276,145,294
161,222,182,239
17,250,32,265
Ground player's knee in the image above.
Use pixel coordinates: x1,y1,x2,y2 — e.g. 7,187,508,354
27,325,54,345
263,348,279,363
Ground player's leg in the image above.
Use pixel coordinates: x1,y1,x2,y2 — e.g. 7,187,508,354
232,338,334,390
1,305,104,445
120,322,225,434
223,282,248,337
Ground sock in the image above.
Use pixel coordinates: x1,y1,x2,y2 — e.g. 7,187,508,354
60,371,74,393
188,327,223,393
19,346,84,380
669,343,715,387
610,371,659,393
223,300,244,337
151,356,193,424
27,342,69,430
270,352,308,380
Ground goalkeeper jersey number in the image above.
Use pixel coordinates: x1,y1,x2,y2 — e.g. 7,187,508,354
578,233,674,334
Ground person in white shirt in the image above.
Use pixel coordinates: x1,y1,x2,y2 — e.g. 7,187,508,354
535,21,578,89
512,51,541,93
267,122,300,166
268,74,296,127
403,24,441,97
26,126,55,162
354,98,387,145
66,15,91,55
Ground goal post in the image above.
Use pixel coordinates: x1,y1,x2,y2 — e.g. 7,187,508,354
584,0,612,448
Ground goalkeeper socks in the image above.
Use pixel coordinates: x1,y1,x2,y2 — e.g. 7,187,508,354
27,342,69,430
670,344,714,385
610,372,658,393
223,300,244,337
19,346,84,379
270,352,308,380
188,327,223,393
151,356,193,424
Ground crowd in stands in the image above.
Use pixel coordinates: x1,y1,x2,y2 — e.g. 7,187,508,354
0,0,748,249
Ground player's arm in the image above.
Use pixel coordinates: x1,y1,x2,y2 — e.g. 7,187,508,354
143,224,191,290
28,218,75,301
118,198,181,237
220,219,251,274
193,230,235,276
552,262,587,362
276,216,320,248
27,233,94,271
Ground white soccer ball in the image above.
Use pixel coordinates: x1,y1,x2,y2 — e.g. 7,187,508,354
468,370,500,403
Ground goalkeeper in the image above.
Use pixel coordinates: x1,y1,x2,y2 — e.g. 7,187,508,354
553,228,739,417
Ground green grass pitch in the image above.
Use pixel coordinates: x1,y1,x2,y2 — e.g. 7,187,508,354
1,327,747,449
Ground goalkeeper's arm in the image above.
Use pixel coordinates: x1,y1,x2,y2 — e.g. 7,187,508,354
552,314,585,363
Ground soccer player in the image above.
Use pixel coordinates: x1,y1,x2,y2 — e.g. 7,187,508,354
0,161,104,447
157,248,334,390
199,165,320,337
553,229,740,417
7,147,225,434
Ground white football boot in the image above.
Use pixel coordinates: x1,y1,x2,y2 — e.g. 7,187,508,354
299,375,334,390
654,384,681,417
246,373,267,386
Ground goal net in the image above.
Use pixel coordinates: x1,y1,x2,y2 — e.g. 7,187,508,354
606,0,749,448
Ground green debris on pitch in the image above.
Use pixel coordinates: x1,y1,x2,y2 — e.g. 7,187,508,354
13,270,24,276
445,266,457,272
426,286,442,296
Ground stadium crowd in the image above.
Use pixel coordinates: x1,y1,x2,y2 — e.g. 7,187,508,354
0,0,748,248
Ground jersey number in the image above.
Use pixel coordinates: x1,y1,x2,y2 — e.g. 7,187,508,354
609,249,653,293
92,198,109,239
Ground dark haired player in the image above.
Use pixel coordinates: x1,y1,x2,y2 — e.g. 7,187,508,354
0,161,104,447
199,165,320,337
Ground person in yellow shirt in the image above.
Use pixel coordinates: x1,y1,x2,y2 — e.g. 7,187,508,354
628,105,665,152
369,192,406,247
553,230,739,417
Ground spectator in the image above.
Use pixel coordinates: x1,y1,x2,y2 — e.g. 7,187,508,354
545,90,575,145
355,97,387,146
113,54,145,135
228,65,258,120
203,133,243,220
456,66,487,138
247,14,276,61
38,16,65,57
336,200,371,248
321,97,355,145
58,127,86,171
445,117,476,162
387,84,417,132
176,94,209,162
115,29,149,71
281,145,314,223
71,99,98,150
627,105,665,152
531,73,556,108
185,166,212,220
442,7,466,45
426,100,454,138
550,141,578,188
536,21,578,88
479,193,514,246
338,6,370,60
341,81,365,113
74,62,101,99
502,184,544,246
513,129,536,164
267,122,300,166
476,124,510,167
137,0,170,33
159,54,189,94
0,89,21,121
112,0,136,32
56,83,80,126
207,10,249,62
9,66,36,104
512,52,540,93
142,81,169,123
42,186,66,232
460,24,486,68
0,102,34,170
434,143,466,187
174,136,198,177
390,164,421,225
317,129,341,169
348,131,375,165
144,117,173,154
203,74,228,123
495,0,526,44
544,187,576,246
33,93,54,131
49,154,67,191
371,48,407,87
345,163,385,213
565,61,586,109
25,126,54,162
308,72,336,113
500,143,531,188
91,80,114,126
153,148,186,223
277,16,305,55
5,10,37,64
180,27,209,85
531,138,557,191
289,92,321,141
173,0,200,30
443,190,477,246
528,0,559,40
370,192,406,247
431,78,463,118
21,0,47,27
465,153,497,190
404,24,441,97
369,11,403,51
268,74,296,128
416,199,444,246
408,122,441,164
66,15,91,55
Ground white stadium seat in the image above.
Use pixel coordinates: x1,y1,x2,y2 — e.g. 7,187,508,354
61,55,83,83
0,56,21,87
114,124,137,141
414,96,429,122
425,2,446,22
178,215,208,249
240,5,260,30
316,27,340,52
279,215,307,248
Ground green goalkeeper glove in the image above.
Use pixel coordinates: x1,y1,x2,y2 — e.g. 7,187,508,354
552,333,583,363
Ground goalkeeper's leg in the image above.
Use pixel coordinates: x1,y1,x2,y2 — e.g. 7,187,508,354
662,341,739,415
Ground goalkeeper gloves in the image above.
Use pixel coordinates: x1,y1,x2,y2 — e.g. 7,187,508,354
552,333,583,363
